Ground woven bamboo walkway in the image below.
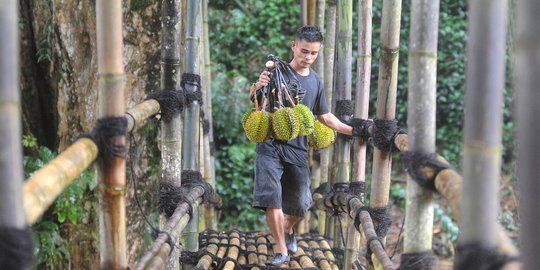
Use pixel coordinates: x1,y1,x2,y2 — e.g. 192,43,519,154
182,229,342,270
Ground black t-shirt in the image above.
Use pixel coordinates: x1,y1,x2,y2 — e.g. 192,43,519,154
255,66,329,167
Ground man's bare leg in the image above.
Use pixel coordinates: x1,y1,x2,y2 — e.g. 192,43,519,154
266,208,287,255
284,215,303,234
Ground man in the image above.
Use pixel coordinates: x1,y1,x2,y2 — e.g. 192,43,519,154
249,25,354,266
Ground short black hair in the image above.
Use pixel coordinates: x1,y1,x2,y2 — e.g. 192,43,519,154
295,25,323,43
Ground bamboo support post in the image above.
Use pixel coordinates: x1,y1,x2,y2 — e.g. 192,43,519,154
160,0,184,266
516,0,540,268
402,0,439,257
0,0,28,250
134,187,204,270
458,0,508,252
201,0,217,231
181,1,203,267
322,0,337,239
370,0,402,220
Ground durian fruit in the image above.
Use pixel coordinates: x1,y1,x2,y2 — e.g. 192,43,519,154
308,120,336,149
294,104,315,136
271,107,300,141
243,111,270,143
242,108,255,129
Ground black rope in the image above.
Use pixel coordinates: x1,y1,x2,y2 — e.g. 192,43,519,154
145,89,185,122
455,243,519,270
0,226,34,269
158,181,194,219
181,73,203,105
367,207,392,237
335,100,354,121
128,132,182,255
398,251,437,270
372,118,405,153
390,214,405,260
349,181,366,196
84,116,128,159
349,118,374,142
402,151,451,192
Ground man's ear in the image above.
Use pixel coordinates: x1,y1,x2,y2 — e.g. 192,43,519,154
291,40,296,49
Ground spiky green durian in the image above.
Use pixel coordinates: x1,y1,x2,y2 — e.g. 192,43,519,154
243,111,270,143
294,104,315,136
271,107,300,141
308,120,336,149
242,108,256,129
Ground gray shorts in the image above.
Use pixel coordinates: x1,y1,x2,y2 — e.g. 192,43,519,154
252,150,312,217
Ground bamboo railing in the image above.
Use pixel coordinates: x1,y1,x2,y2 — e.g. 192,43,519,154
134,187,204,270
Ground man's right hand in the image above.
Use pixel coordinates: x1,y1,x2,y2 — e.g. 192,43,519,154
252,70,272,91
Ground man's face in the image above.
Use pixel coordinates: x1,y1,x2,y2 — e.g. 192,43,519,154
291,40,321,69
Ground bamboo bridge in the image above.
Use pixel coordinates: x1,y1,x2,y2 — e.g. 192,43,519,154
3,0,540,270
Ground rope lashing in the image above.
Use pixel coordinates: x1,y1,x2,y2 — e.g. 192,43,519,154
349,181,366,195
349,118,374,142
199,109,211,135
0,226,34,269
158,170,221,219
181,72,203,105
145,89,184,122
85,116,128,159
402,151,452,192
398,251,437,270
372,118,405,153
455,243,519,270
335,100,354,122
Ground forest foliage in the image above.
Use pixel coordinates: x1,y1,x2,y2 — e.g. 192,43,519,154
208,1,516,230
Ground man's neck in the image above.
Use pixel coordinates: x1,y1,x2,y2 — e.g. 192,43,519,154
289,61,310,76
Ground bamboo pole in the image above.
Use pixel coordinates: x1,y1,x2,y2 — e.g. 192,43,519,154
369,2,402,263
182,1,202,268
458,0,507,251
402,0,439,256
159,0,183,269
308,0,317,25
322,0,337,240
223,232,241,270
345,1,373,269
96,0,127,268
301,0,308,25
134,187,204,270
516,0,540,268
0,0,27,248
201,0,217,231
24,102,157,224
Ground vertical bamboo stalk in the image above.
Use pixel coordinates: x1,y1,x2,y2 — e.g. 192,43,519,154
301,0,308,25
459,0,507,247
345,0,373,269
308,0,317,25
96,0,127,269
308,0,326,234
403,0,439,254
182,1,202,268
516,0,540,268
332,0,353,252
352,0,372,185
369,0,402,222
322,0,337,239
160,0,183,269
201,0,216,231
0,0,26,232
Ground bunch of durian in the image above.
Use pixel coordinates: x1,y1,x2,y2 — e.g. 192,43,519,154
242,59,335,149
